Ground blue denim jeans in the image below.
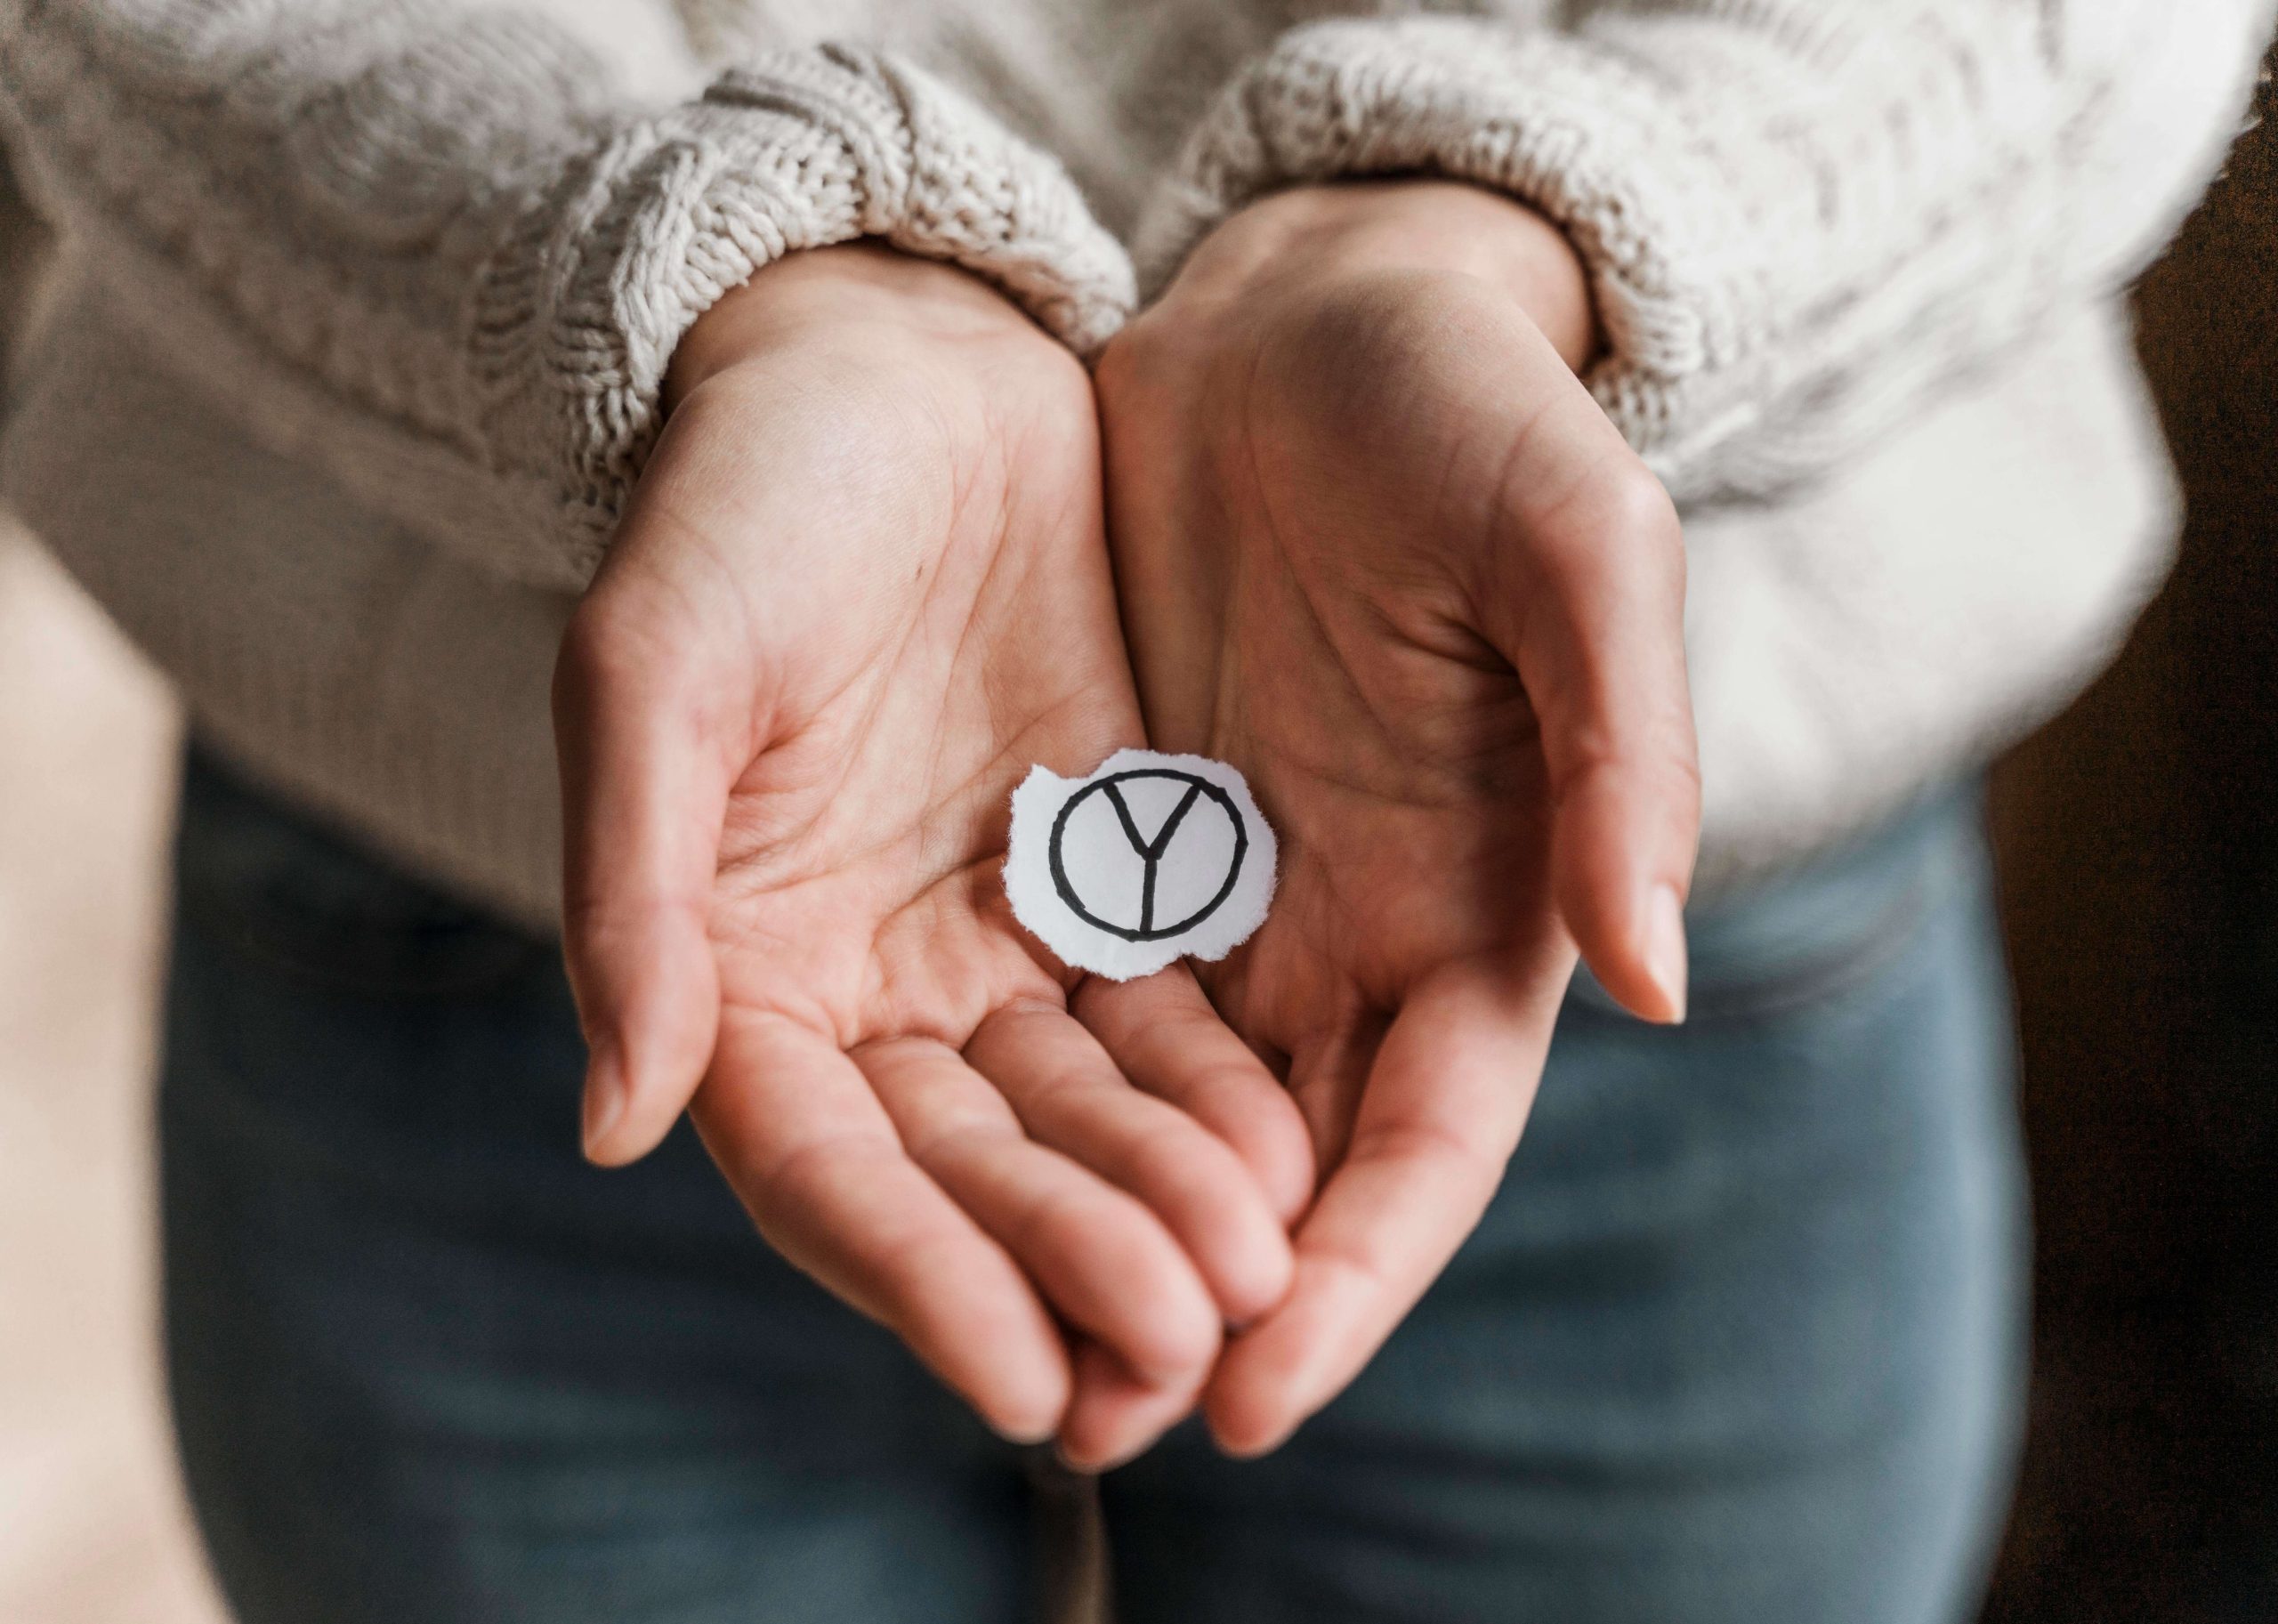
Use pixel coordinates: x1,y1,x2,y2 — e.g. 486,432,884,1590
161,750,2026,1623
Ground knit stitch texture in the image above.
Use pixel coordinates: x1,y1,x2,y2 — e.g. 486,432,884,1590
0,3,1132,587
0,0,2270,924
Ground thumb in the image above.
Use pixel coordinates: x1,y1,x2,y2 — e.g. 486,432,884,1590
1475,357,1700,1022
552,569,736,1165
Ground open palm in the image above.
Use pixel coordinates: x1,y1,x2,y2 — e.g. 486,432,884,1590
554,247,1310,1458
1102,185,1701,1454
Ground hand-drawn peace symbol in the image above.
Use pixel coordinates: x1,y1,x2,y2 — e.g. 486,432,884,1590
1046,768,1248,943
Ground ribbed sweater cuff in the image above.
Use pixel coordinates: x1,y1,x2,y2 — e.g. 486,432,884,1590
1135,18,1765,485
493,43,1136,582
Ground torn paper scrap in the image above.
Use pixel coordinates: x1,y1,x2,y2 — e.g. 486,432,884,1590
1006,747,1277,981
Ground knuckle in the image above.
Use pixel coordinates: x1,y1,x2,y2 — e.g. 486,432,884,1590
746,1129,881,1218
1601,463,1683,549
1131,1128,1250,1240
553,592,671,721
551,602,615,717
901,1105,1022,1170
1140,1275,1224,1371
1008,1174,1103,1256
1122,1107,1213,1182
1544,462,1681,566
1273,270,1474,408
1129,1148,1239,1248
1295,266,1478,356
1661,746,1706,813
1520,472,1687,641
1349,1119,1506,1209
559,891,671,951
1074,1201,1217,1365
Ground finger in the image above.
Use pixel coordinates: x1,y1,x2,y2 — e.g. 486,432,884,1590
1285,1013,1386,1179
1057,1338,1207,1475
971,998,1296,1325
553,575,735,1167
1473,343,1701,1024
691,1012,1071,1442
1074,969,1316,1226
860,1037,1223,1385
1204,949,1571,1457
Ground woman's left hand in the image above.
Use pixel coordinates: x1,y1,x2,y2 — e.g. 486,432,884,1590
1096,181,1702,1457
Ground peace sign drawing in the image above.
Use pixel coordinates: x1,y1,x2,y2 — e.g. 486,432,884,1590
1049,768,1248,941
1007,749,1277,980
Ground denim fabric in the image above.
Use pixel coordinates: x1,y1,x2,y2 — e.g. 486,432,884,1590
161,750,2025,1624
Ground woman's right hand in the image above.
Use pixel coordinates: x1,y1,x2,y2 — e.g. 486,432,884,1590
552,246,1314,1460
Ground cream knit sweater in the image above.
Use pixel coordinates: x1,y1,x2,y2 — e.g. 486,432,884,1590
0,0,2268,929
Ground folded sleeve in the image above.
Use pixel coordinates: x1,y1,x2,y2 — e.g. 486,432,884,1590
0,1,1135,590
1136,0,2274,502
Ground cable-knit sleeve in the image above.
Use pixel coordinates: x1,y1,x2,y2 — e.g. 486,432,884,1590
0,2,1135,590
1137,0,2273,504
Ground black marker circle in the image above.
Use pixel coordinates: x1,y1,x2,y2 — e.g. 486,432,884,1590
1047,769,1248,943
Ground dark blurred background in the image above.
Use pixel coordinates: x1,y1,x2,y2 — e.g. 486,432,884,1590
0,40,2274,1624
1983,44,2278,1624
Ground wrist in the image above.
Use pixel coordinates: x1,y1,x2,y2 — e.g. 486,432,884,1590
1176,182,1597,370
666,242,1046,411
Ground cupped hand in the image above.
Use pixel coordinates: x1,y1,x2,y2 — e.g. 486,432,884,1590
1099,182,1701,1455
553,246,1313,1460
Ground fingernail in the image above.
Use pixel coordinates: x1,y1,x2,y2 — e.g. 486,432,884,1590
1644,883,1689,1024
990,1417,1056,1448
1212,1418,1293,1461
581,1057,626,1162
1058,1432,1158,1475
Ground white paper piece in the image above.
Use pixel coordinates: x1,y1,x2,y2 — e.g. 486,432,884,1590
1006,748,1278,982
